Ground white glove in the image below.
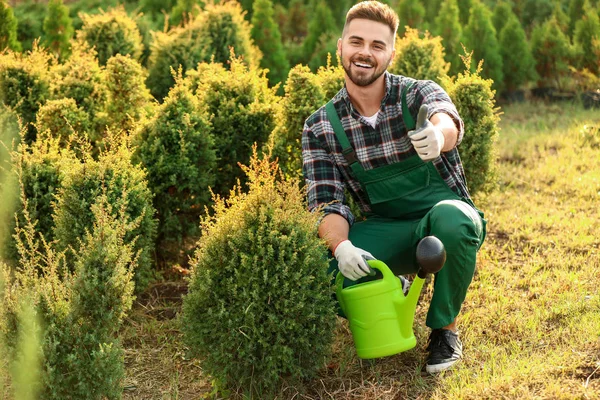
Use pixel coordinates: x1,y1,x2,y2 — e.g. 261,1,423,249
334,240,375,281
408,104,445,161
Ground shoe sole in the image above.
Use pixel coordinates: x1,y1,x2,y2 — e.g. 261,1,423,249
425,359,460,374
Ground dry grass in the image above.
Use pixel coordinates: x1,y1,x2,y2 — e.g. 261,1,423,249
121,101,600,399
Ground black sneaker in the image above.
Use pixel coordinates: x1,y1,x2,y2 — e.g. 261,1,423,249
425,329,463,374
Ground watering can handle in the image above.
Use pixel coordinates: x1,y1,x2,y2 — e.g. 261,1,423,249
335,259,395,288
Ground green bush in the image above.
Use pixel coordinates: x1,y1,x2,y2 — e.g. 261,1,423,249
251,0,290,87
530,16,574,88
134,79,215,252
182,149,335,396
390,28,450,85
12,1,45,52
316,58,344,99
2,193,136,400
35,98,91,148
104,54,154,133
146,1,261,101
397,0,426,36
49,42,107,148
170,0,202,27
433,0,463,77
189,55,279,196
76,6,143,66
52,143,157,291
573,1,600,75
444,53,500,196
43,0,74,60
462,0,504,91
499,15,537,91
307,32,338,72
0,0,21,52
0,45,53,144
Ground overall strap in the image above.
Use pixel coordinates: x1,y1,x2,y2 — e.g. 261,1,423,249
401,82,416,131
325,100,364,176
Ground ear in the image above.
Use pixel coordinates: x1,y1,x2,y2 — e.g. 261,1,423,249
337,38,342,57
389,47,396,67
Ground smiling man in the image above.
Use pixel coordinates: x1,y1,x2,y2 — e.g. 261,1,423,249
302,1,487,373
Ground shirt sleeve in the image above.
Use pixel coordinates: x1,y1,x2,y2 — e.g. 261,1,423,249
413,80,465,146
302,122,355,226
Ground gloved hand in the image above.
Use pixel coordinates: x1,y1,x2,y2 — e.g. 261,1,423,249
334,240,375,281
408,104,445,161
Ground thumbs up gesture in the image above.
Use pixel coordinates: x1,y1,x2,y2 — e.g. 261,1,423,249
408,105,445,162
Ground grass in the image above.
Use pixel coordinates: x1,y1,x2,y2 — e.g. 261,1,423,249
120,100,599,399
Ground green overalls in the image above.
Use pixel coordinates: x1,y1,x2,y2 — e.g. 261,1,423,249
325,86,487,329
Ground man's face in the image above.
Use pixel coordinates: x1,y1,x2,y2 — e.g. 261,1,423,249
338,18,396,87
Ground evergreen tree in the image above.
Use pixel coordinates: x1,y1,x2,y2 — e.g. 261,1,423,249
573,0,600,74
462,0,504,91
552,1,570,33
323,0,352,28
457,0,473,25
499,15,537,91
521,0,554,30
425,0,444,23
433,0,463,76
492,1,513,37
530,16,573,87
0,0,21,52
568,0,585,36
251,0,290,87
302,0,336,64
170,0,201,27
43,0,73,60
397,0,425,36
284,0,308,42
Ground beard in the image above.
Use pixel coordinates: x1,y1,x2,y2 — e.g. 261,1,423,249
341,52,391,87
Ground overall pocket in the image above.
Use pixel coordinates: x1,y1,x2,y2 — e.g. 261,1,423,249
363,163,431,205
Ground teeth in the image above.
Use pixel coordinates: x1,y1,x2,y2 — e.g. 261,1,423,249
354,62,373,68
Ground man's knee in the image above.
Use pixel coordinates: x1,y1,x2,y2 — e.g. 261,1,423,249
428,200,482,248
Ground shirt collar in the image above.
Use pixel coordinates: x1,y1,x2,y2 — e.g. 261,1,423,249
341,71,393,116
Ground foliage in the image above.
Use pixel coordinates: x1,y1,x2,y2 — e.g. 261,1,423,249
43,0,74,60
104,54,154,133
397,0,425,36
181,148,335,397
499,15,537,91
390,28,450,85
11,1,45,52
521,0,554,30
1,192,136,399
170,0,202,27
433,0,463,77
573,0,600,75
282,0,308,42
52,143,157,292
134,78,215,252
0,0,21,52
307,32,338,72
302,0,336,66
315,56,344,99
551,1,570,33
462,0,504,92
35,98,91,149
568,0,585,36
457,0,472,25
444,53,500,196
251,0,290,87
188,54,279,197
76,6,144,66
491,1,513,37
146,1,261,101
0,45,53,144
530,16,574,88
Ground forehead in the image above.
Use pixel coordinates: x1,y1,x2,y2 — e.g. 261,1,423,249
343,18,395,44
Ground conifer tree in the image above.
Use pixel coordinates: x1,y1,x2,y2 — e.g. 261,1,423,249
530,16,573,87
43,0,73,60
573,0,600,75
457,0,473,25
425,0,443,23
552,1,570,33
170,0,201,27
499,15,537,91
302,0,336,64
251,0,290,87
397,0,425,36
492,1,513,37
433,0,463,77
521,0,554,30
462,0,504,91
568,0,585,36
0,0,21,52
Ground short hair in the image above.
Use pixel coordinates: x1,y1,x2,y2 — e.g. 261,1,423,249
343,1,399,38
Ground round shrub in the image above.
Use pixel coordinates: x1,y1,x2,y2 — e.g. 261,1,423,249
182,150,335,396
76,6,143,66
0,45,53,144
189,56,278,196
52,144,158,292
390,27,450,85
35,98,91,148
133,80,215,251
104,54,154,133
444,54,500,196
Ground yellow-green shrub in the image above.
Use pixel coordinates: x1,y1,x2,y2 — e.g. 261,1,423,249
35,98,91,148
389,28,449,85
0,45,54,144
444,54,500,196
52,144,157,291
76,6,143,66
182,149,335,396
134,79,215,252
189,55,278,196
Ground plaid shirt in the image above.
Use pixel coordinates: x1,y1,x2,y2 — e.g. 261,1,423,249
302,72,470,226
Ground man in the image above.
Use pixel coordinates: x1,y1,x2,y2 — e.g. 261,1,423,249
301,1,486,374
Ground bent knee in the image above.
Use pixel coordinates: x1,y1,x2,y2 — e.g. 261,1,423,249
428,200,482,245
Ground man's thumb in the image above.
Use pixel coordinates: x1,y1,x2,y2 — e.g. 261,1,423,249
416,104,429,129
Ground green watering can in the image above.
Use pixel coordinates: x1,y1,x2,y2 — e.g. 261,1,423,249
336,236,446,359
